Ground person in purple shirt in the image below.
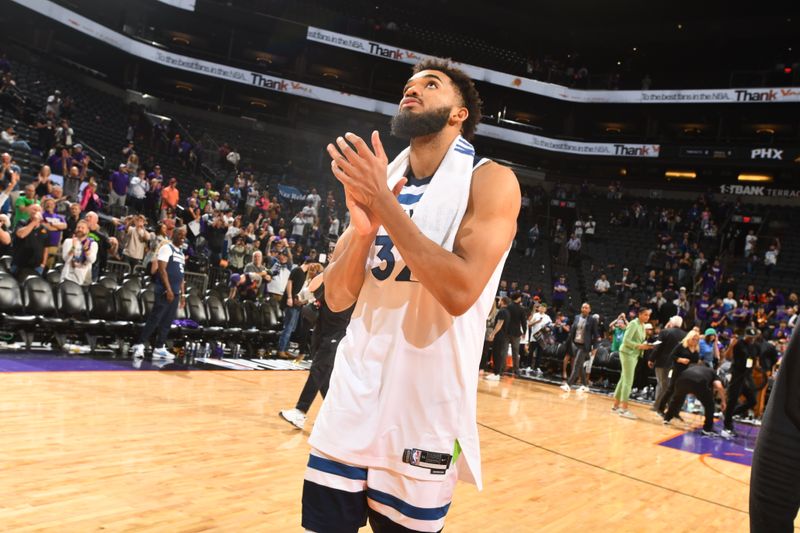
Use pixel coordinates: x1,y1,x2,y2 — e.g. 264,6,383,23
708,298,729,329
552,275,568,312
732,300,753,329
41,197,66,269
108,163,129,208
773,321,792,341
147,164,163,182
695,293,712,327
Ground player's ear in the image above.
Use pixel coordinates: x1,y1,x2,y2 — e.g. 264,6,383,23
452,106,468,126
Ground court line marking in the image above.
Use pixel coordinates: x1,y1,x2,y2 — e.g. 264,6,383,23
698,453,749,486
476,421,749,516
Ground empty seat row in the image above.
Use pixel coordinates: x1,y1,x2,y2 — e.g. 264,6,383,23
0,273,281,355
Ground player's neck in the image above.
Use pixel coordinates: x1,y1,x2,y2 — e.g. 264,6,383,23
408,130,460,178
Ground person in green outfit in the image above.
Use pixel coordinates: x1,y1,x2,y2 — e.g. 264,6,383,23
610,312,628,353
612,307,655,419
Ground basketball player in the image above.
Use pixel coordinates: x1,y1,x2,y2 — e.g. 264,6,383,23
302,59,520,532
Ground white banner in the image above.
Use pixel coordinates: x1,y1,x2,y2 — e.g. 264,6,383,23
14,0,658,158
156,0,196,11
719,185,800,198
307,27,800,105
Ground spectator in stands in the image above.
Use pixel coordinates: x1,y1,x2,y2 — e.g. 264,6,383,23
63,202,81,239
41,198,66,269
63,164,82,202
244,250,271,289
594,273,610,295
54,118,73,148
612,307,654,419
1,126,31,151
291,211,306,243
60,220,97,286
583,215,596,239
127,169,148,214
306,187,321,211
525,223,539,257
266,247,292,315
126,152,139,175
744,230,757,258
132,226,188,361
107,164,129,208
161,177,179,216
80,177,102,213
147,165,163,182
695,292,712,328
12,204,49,281
85,211,118,280
228,236,251,272
228,272,261,301
615,267,634,303
122,215,150,268
552,274,568,311
14,183,38,226
764,239,780,275
34,166,53,198
566,233,581,266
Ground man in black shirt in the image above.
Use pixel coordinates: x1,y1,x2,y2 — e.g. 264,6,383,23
486,296,511,381
649,316,686,411
506,292,526,376
12,204,49,281
722,328,759,438
280,278,355,430
276,259,312,358
663,364,726,435
749,326,800,533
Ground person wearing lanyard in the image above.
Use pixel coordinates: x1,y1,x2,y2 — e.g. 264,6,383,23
722,328,759,438
612,307,655,419
131,226,187,360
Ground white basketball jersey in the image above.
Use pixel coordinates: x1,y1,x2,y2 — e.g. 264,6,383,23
309,156,507,489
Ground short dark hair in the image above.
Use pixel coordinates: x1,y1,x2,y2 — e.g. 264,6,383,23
412,58,482,141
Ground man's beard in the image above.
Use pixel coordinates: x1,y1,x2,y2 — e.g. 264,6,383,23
390,106,451,140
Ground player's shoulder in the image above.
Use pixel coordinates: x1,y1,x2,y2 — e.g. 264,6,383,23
472,161,519,195
471,160,520,203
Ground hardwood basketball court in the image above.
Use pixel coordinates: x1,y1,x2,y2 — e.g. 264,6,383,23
1,369,788,532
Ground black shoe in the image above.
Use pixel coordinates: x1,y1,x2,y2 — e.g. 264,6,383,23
675,414,685,422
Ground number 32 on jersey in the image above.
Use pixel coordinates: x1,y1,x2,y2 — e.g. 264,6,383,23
371,235,415,282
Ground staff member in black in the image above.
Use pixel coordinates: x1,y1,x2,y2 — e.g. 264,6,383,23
648,316,686,412
486,296,511,381
750,328,800,533
562,302,599,392
280,273,355,431
507,292,526,376
656,329,700,416
722,327,759,438
662,364,726,436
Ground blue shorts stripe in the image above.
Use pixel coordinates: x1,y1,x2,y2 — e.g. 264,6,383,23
367,488,451,521
307,454,368,481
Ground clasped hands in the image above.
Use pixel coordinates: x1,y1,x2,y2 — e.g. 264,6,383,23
326,131,406,236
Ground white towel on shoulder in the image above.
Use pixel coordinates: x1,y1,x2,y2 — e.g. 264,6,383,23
385,135,488,252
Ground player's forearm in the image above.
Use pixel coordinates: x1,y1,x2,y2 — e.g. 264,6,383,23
324,227,373,312
374,194,478,316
